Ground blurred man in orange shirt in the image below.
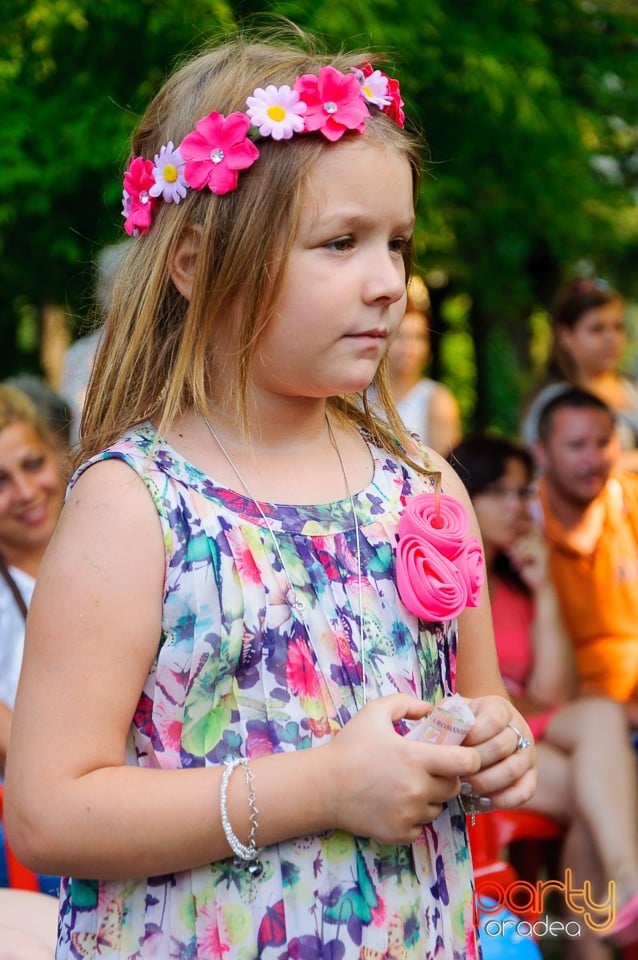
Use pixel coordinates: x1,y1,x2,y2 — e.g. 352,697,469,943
533,387,638,725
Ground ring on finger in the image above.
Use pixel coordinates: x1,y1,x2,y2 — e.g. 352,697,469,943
507,721,531,753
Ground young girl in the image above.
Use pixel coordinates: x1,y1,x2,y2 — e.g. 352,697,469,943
5,31,535,959
452,434,638,955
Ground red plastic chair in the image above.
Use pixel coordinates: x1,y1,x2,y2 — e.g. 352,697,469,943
0,786,39,891
469,808,564,927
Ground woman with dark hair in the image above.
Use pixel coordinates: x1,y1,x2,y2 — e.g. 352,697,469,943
522,278,638,471
452,434,638,956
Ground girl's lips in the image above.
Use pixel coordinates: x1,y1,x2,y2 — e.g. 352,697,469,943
347,327,389,339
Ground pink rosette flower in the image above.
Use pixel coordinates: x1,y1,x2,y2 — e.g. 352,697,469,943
397,492,470,559
357,62,405,128
396,534,469,622
454,537,485,607
122,156,157,236
180,111,260,195
294,66,370,142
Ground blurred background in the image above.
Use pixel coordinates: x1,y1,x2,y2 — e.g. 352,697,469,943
3,0,638,435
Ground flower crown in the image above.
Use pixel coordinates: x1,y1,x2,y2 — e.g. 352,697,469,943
122,63,405,236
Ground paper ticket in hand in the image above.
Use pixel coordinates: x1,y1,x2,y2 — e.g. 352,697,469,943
405,693,476,745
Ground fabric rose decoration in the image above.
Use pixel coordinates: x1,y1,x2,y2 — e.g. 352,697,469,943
396,492,485,621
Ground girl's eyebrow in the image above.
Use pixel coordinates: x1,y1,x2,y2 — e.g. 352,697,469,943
309,210,416,232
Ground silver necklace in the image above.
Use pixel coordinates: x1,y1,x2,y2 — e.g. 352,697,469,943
199,412,367,717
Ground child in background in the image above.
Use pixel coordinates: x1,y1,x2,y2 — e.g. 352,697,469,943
5,30,535,959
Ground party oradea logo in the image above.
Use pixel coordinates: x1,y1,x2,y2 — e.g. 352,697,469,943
474,869,616,940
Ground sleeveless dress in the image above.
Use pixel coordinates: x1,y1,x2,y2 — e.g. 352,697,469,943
56,423,478,960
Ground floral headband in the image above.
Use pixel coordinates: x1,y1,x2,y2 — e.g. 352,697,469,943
122,63,404,236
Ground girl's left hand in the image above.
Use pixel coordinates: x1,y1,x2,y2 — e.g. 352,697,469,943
459,695,537,808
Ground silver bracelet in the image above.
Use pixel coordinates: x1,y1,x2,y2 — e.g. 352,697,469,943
220,757,262,861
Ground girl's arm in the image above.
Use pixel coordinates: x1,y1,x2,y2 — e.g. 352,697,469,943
428,452,538,808
5,458,480,880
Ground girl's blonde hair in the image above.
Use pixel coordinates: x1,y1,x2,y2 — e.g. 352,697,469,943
80,27,428,472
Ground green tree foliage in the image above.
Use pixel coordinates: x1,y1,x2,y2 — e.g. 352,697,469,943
2,0,638,431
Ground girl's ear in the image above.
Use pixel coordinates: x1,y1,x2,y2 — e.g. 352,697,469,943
170,225,201,301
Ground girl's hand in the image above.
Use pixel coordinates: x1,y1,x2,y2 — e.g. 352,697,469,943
324,694,481,844
460,695,537,809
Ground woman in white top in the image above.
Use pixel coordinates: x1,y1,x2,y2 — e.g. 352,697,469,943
0,386,65,768
0,385,65,956
386,277,461,456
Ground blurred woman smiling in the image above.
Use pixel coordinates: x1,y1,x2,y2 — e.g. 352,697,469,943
0,385,65,771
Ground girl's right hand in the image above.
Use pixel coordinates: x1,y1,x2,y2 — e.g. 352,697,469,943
323,694,481,845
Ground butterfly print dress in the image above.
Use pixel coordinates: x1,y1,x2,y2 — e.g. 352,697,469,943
56,424,479,960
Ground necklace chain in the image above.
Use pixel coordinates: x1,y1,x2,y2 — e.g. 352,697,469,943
199,412,367,718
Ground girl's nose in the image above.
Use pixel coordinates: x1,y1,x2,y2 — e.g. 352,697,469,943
363,250,406,306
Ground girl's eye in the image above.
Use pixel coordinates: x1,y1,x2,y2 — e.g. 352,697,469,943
389,237,410,255
323,236,354,252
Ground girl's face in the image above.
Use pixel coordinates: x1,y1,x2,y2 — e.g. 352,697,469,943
472,457,531,554
386,308,430,382
0,421,65,559
558,300,626,377
252,137,414,402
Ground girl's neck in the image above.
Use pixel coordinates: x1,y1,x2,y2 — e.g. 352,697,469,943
166,400,374,506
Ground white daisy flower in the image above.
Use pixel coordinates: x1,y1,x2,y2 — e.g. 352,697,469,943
354,68,391,109
150,141,188,203
246,84,307,140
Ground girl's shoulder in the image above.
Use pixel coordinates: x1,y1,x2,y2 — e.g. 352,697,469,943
71,422,221,502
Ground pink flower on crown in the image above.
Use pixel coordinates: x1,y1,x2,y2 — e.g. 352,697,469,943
294,66,370,142
122,156,157,236
149,141,188,203
179,111,260,195
358,62,405,128
246,84,307,140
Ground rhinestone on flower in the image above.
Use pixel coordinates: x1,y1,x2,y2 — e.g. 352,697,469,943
294,66,370,141
180,111,259,195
